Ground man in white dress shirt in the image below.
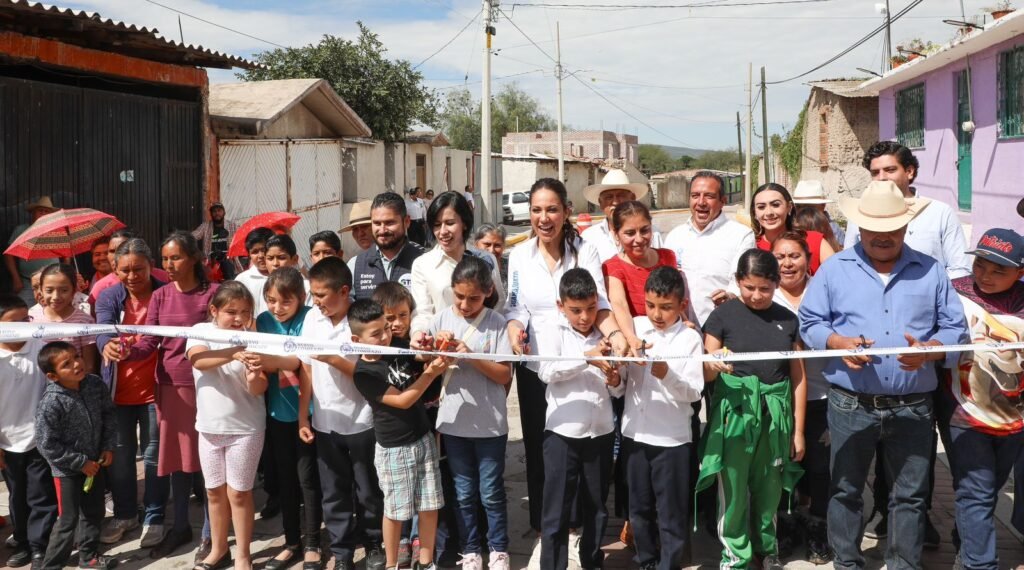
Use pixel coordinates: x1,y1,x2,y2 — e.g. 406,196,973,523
664,171,755,328
844,141,971,278
581,169,663,262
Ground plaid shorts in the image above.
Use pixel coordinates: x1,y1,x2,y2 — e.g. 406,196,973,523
373,432,444,521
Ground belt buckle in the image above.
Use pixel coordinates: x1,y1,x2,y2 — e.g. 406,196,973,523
872,394,888,408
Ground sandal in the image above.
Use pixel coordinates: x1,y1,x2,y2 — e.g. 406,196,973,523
192,550,232,570
265,544,301,570
302,546,323,570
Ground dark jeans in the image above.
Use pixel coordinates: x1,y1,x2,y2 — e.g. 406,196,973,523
800,399,831,520
110,403,163,523
540,431,614,570
315,428,383,563
268,417,321,548
624,438,690,570
827,388,934,570
444,434,509,554
948,425,1024,570
515,364,547,532
42,473,105,570
1,447,58,553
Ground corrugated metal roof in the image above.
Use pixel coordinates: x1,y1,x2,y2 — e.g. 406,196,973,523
0,0,258,69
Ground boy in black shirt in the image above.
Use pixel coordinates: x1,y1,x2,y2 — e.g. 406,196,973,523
349,300,451,570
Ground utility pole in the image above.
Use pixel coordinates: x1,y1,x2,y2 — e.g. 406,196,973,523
735,112,744,169
480,0,495,225
555,21,565,182
744,63,753,207
761,66,770,183
884,0,892,71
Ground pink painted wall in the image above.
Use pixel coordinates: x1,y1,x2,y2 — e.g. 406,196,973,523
879,38,1024,237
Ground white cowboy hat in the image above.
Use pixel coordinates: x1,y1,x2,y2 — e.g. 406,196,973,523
340,200,372,233
25,196,56,212
583,169,649,205
792,180,833,205
840,180,930,233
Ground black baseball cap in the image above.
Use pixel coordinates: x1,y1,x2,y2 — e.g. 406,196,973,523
966,228,1024,268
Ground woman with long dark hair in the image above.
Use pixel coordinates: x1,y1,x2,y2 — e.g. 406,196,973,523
750,183,835,273
504,178,629,566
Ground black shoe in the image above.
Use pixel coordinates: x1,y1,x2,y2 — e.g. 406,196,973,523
194,539,213,565
149,527,193,559
806,536,833,565
365,547,386,570
265,544,301,570
30,551,45,570
435,550,460,569
79,554,118,569
193,550,231,570
412,563,436,570
7,547,32,568
775,513,800,559
302,547,324,570
864,514,887,539
5,535,22,549
924,515,941,550
260,495,281,519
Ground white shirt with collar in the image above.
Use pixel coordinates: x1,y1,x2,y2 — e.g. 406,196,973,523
538,318,624,438
581,219,664,262
236,265,269,316
664,213,755,327
843,197,972,278
0,339,46,453
299,311,373,435
621,317,704,447
504,237,611,371
409,245,506,335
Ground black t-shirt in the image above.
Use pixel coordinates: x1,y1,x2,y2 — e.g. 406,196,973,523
702,298,799,384
354,355,431,447
210,224,229,256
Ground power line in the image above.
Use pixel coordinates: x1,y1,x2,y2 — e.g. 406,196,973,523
511,0,832,9
498,8,558,64
430,69,548,90
141,0,289,49
766,0,923,85
414,8,483,69
570,74,697,147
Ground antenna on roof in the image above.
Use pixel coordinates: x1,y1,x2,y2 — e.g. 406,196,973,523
178,15,184,45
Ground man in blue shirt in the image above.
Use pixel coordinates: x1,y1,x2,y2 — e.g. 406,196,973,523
799,180,968,570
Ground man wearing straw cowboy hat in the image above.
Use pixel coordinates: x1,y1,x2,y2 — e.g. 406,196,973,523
4,197,58,306
799,180,968,570
792,180,845,246
341,200,373,276
581,169,663,262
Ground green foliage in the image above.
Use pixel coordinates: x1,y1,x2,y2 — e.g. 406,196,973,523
638,144,697,174
238,23,439,142
693,148,744,172
775,103,807,181
440,84,556,152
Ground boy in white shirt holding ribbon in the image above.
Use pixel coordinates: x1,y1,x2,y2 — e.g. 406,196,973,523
620,267,704,570
537,268,624,570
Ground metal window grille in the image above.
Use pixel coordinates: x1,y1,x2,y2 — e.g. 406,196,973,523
998,46,1024,137
896,84,925,148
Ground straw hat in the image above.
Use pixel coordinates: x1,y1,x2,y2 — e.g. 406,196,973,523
25,196,55,212
583,169,649,205
340,200,372,233
839,181,930,233
792,180,833,205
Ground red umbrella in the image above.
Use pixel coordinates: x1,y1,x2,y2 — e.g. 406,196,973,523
4,208,125,260
227,211,301,257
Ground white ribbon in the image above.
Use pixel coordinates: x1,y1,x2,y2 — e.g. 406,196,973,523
3,322,1023,364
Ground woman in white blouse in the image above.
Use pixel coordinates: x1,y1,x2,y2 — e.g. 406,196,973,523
409,191,505,344
504,177,630,545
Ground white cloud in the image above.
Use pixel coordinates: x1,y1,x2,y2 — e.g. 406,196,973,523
60,0,1000,149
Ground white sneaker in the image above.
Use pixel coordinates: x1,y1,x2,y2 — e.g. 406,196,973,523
458,553,483,570
488,551,509,570
100,517,139,544
527,537,542,570
567,531,581,565
104,493,114,515
139,523,165,548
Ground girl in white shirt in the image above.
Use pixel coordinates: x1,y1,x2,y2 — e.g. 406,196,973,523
186,282,267,570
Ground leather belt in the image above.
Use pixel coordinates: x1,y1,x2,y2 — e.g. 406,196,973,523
832,385,929,409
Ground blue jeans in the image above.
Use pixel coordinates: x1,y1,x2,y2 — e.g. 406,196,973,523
827,388,933,570
110,403,164,524
443,434,509,553
948,425,1024,570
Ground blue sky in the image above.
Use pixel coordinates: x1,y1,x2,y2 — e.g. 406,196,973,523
64,1,999,151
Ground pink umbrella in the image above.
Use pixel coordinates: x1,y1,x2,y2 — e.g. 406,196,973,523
4,208,125,271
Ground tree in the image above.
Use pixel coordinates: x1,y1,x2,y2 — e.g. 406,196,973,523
693,148,744,172
773,102,808,181
440,84,556,152
639,144,676,174
238,23,439,142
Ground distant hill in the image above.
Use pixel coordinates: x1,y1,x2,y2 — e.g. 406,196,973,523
654,144,711,159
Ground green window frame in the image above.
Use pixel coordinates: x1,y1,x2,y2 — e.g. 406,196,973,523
896,84,925,148
998,45,1024,138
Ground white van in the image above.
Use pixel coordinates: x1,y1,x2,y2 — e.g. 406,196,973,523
502,191,530,224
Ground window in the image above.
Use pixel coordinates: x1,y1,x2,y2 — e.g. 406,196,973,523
896,84,925,148
512,192,528,204
998,45,1024,137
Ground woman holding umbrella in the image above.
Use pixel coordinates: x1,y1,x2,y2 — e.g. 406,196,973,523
105,231,218,562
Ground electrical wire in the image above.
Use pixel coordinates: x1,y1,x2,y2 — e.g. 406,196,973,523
766,0,923,85
141,0,289,49
414,8,484,69
498,9,559,64
570,74,698,147
511,0,832,9
431,69,548,90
